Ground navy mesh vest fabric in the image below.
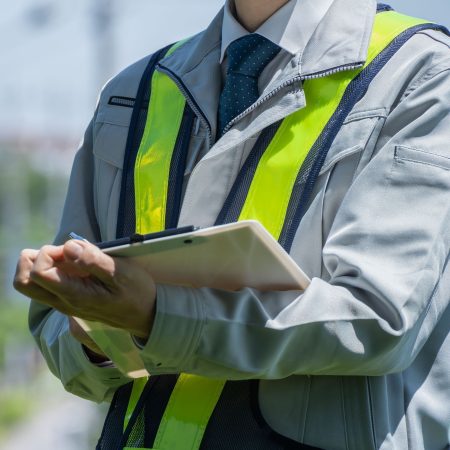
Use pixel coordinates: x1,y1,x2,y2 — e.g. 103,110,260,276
97,378,324,449
218,34,281,136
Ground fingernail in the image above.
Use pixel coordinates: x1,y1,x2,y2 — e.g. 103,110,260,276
66,240,83,259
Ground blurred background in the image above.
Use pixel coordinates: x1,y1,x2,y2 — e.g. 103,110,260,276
0,0,448,448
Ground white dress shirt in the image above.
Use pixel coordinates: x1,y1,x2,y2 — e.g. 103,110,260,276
220,0,335,92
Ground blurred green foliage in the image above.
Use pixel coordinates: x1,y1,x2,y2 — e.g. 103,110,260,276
0,301,29,369
0,147,70,439
0,149,67,246
0,147,108,448
0,300,35,437
0,387,35,438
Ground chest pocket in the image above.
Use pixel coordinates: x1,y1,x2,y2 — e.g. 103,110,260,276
93,103,132,240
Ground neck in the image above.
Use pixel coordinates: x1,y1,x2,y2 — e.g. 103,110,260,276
233,0,290,32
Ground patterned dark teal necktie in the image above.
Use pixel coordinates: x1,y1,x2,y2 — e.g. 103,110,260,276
218,34,281,137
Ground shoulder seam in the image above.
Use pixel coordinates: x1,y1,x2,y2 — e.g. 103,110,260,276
402,63,450,100
417,29,450,51
98,53,154,100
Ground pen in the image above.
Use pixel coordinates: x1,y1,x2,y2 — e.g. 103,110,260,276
68,232,89,242
68,226,196,250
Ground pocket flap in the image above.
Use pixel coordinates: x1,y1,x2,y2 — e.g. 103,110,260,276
395,146,450,170
319,144,363,175
96,103,133,127
319,115,382,175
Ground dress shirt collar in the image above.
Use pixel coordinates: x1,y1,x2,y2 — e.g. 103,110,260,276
220,0,335,62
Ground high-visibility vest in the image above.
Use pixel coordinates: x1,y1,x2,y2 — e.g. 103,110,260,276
97,9,447,450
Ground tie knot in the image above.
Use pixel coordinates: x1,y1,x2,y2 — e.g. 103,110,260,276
226,34,281,78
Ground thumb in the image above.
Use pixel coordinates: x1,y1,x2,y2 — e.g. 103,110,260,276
63,240,116,285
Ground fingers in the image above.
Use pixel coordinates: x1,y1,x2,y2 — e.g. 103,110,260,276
29,245,69,290
14,249,38,288
13,248,60,303
14,241,115,319
13,248,37,294
17,245,89,312
63,240,116,286
31,244,64,275
16,241,116,294
29,240,115,297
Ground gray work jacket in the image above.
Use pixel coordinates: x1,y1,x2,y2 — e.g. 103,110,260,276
30,0,450,448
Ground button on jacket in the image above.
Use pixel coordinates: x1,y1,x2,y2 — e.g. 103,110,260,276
29,0,450,448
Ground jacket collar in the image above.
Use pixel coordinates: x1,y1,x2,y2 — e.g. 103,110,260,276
157,9,224,140
300,0,376,77
157,0,377,136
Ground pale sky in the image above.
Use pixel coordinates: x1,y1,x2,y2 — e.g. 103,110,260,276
0,0,448,142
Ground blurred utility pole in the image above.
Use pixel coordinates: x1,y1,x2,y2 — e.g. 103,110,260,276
91,0,115,94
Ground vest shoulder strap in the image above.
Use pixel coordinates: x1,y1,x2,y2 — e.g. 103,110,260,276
116,39,194,238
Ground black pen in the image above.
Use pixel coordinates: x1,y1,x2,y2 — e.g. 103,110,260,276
68,226,196,250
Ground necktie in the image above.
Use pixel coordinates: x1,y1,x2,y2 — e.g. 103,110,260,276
218,34,281,137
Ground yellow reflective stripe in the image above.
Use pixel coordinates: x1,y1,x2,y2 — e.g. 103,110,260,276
150,375,226,450
134,61,186,235
238,11,429,240
128,39,188,444
124,376,149,432
166,37,190,56
372,11,429,46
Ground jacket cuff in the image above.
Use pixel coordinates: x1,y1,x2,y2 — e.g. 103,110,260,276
139,284,205,373
59,329,128,401
81,344,115,367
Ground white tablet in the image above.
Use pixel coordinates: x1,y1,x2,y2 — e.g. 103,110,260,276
104,220,310,291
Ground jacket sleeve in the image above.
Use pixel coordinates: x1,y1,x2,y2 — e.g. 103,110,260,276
138,67,450,379
29,117,130,402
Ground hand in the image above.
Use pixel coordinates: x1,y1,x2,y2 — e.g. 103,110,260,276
14,240,156,339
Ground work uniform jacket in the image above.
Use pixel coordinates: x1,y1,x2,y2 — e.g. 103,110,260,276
30,0,450,448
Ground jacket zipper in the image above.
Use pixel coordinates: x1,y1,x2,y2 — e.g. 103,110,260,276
155,61,364,194
302,62,364,80
222,62,364,134
157,61,364,142
222,75,302,134
156,64,214,149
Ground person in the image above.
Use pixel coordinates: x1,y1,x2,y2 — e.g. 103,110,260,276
13,0,450,448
